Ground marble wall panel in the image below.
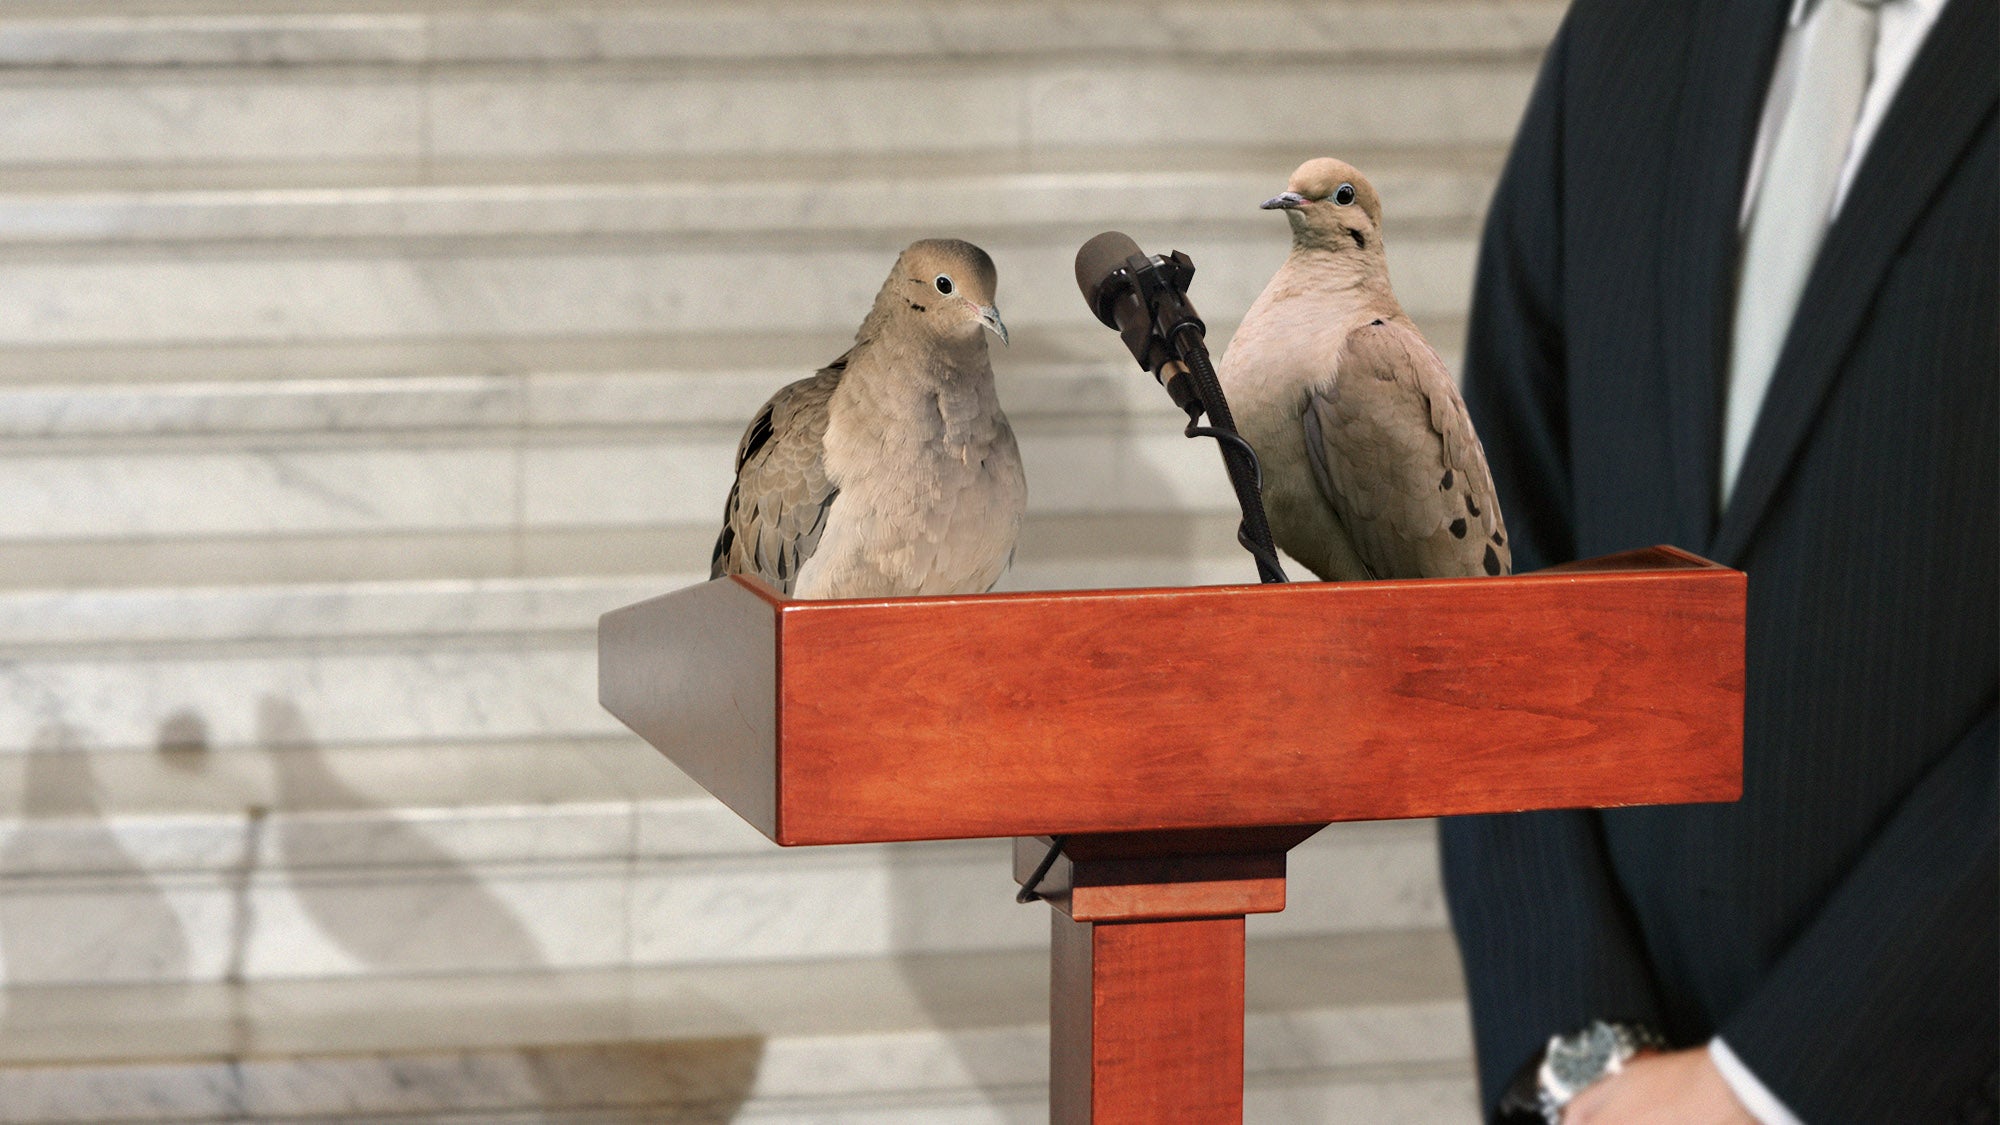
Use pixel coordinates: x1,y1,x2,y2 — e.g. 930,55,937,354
525,368,809,431
628,842,1045,966
0,838,1279,984
632,794,791,859
0,741,670,878
1024,61,1539,150
522,427,1249,534
521,437,744,533
0,162,1495,247
0,236,1474,348
421,58,1534,162
1244,1073,1480,1124
0,868,234,985
0,577,664,647
1250,822,1450,937
0,74,424,168
0,3,1560,71
0,444,517,541
425,66,1030,162
242,862,631,979
745,1026,1047,1102
0,863,627,985
1244,1001,1472,1072
0,362,1172,443
0,375,522,440
0,644,610,753
0,814,247,879
0,14,429,68
0,1042,769,1122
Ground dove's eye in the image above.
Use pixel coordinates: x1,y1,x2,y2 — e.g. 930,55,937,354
934,275,954,295
1334,183,1356,206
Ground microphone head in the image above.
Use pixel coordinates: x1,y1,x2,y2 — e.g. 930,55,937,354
1075,231,1144,326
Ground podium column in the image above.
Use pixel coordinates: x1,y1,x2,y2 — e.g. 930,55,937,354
1017,826,1320,1123
1053,913,1246,1122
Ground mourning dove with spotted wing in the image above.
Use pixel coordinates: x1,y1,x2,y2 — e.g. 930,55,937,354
1220,158,1509,581
710,239,1027,598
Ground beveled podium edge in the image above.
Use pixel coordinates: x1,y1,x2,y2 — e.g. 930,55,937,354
598,576,783,838
744,544,1735,618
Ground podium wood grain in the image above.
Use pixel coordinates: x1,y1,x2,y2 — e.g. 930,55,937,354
1054,914,1246,1124
601,546,1744,846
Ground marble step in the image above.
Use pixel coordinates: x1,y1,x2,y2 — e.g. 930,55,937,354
0,0,1560,69
0,3,1553,170
0,316,1456,600
0,930,1477,1123
0,146,1502,246
0,733,1448,984
0,515,1270,594
0,409,1290,574
0,314,1472,435
0,147,1491,359
0,208,1480,351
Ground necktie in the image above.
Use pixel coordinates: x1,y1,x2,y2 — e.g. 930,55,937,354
1721,0,1884,508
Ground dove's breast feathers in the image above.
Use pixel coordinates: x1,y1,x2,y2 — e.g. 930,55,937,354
797,342,1026,599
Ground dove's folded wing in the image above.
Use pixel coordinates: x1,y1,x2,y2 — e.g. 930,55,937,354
1302,320,1510,579
710,357,845,594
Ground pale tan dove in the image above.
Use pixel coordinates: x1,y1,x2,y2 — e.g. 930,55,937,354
710,238,1027,598
1219,157,1509,581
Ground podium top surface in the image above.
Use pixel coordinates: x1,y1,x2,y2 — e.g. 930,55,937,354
599,547,1744,846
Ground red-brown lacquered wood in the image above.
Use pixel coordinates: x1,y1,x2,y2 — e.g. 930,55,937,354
1053,913,1246,1123
599,546,1744,846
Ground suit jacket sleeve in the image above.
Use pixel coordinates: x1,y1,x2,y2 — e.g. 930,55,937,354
1720,708,1999,1122
1437,17,1669,1116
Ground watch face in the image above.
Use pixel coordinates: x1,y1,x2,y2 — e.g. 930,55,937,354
1545,1023,1620,1096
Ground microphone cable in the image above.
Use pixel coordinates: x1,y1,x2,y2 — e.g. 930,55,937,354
1168,320,1289,585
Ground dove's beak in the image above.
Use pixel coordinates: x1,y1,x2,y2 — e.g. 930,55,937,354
1260,191,1307,210
977,304,1009,346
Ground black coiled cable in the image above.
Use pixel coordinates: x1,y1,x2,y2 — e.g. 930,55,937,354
1170,321,1289,585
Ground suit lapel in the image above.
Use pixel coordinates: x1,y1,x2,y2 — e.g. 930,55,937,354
1657,0,1792,557
1711,0,2000,564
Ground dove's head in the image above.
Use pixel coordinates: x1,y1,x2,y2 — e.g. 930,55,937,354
1261,158,1385,257
876,238,1009,348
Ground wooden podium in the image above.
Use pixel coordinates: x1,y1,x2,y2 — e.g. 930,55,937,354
599,546,1744,1122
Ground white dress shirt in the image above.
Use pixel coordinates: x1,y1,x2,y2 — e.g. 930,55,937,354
1713,0,1945,1120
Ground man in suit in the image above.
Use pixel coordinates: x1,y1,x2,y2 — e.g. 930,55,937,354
1438,0,1997,1120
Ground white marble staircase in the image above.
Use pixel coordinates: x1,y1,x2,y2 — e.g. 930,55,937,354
0,1,1561,1120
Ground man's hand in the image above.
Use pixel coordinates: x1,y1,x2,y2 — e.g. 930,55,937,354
1563,1047,1757,1125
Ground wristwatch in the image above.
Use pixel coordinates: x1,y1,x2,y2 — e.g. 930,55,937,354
1499,1020,1664,1124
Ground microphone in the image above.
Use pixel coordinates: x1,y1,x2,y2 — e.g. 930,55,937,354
1074,231,1202,413
1074,232,1289,584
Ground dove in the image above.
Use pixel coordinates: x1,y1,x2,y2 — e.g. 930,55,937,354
710,238,1027,599
1219,157,1510,581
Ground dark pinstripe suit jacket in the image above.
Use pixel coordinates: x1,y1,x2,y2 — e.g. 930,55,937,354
1437,0,1998,1120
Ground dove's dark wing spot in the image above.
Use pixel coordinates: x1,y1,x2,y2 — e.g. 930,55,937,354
1303,319,1511,578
